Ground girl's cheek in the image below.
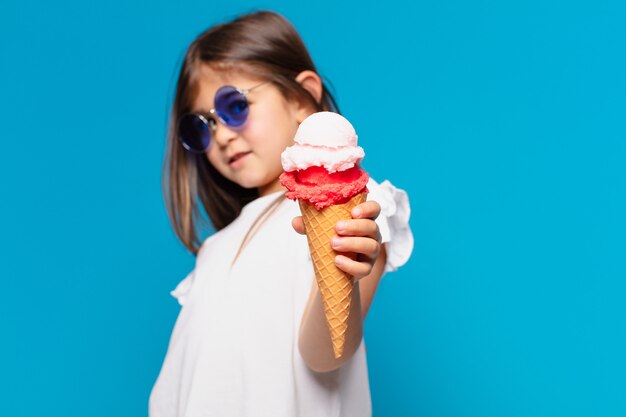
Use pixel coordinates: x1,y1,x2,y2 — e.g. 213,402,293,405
207,149,222,171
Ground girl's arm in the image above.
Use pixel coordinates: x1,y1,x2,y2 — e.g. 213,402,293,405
294,201,385,372
358,244,387,320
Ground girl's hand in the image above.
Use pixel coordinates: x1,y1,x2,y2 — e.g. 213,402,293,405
291,200,383,282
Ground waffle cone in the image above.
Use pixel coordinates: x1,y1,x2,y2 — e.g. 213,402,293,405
299,192,367,358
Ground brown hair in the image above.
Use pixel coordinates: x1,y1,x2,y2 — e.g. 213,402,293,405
162,10,340,255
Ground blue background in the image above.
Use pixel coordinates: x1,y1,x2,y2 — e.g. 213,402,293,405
1,0,625,416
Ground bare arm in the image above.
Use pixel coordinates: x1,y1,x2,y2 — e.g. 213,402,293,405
293,201,384,372
359,244,386,320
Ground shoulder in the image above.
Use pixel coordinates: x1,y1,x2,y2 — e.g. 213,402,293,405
366,177,410,220
366,176,414,273
197,233,219,255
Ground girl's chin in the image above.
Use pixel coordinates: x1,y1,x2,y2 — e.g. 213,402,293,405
225,170,281,193
257,179,284,196
231,176,266,190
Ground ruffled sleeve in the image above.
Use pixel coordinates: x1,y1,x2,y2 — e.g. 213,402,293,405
170,270,195,306
367,178,414,273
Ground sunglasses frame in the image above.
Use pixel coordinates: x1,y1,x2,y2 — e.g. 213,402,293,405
177,81,269,154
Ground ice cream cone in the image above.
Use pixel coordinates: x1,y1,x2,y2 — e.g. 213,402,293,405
298,191,367,359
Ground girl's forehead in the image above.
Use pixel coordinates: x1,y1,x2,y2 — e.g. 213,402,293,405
196,63,261,88
197,63,229,84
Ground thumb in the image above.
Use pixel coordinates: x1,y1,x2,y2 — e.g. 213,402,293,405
291,216,306,235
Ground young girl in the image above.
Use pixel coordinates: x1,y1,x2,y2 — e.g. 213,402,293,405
149,10,413,417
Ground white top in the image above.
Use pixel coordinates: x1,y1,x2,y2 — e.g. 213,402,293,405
149,178,413,417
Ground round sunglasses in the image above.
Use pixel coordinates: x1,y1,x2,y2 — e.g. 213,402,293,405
177,81,268,154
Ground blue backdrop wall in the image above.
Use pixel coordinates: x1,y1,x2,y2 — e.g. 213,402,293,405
1,0,625,416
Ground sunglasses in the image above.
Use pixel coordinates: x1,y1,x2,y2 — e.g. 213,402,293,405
177,81,268,154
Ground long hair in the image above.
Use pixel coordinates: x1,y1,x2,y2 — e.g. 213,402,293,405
162,10,340,255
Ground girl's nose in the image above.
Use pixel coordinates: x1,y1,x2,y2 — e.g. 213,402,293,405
212,122,238,147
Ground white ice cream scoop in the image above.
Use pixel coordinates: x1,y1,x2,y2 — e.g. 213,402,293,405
294,112,358,148
282,112,364,173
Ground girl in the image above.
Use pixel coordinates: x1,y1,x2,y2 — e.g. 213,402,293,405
150,10,413,417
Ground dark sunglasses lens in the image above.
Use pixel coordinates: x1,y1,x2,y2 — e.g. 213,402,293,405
215,87,249,127
178,114,211,152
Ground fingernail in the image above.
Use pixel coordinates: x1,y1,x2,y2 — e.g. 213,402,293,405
336,221,347,233
352,207,362,217
335,255,344,266
331,237,341,248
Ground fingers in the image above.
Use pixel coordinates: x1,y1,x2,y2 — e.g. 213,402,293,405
331,236,380,260
332,234,380,280
335,219,381,241
334,254,373,279
335,201,382,240
294,200,383,281
291,216,305,235
333,201,382,280
350,201,381,221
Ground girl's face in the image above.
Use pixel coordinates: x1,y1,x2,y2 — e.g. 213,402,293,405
191,64,305,196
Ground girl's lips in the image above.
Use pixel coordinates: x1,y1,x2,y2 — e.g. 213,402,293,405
228,151,252,166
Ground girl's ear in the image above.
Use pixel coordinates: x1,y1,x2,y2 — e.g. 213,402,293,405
294,70,323,122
